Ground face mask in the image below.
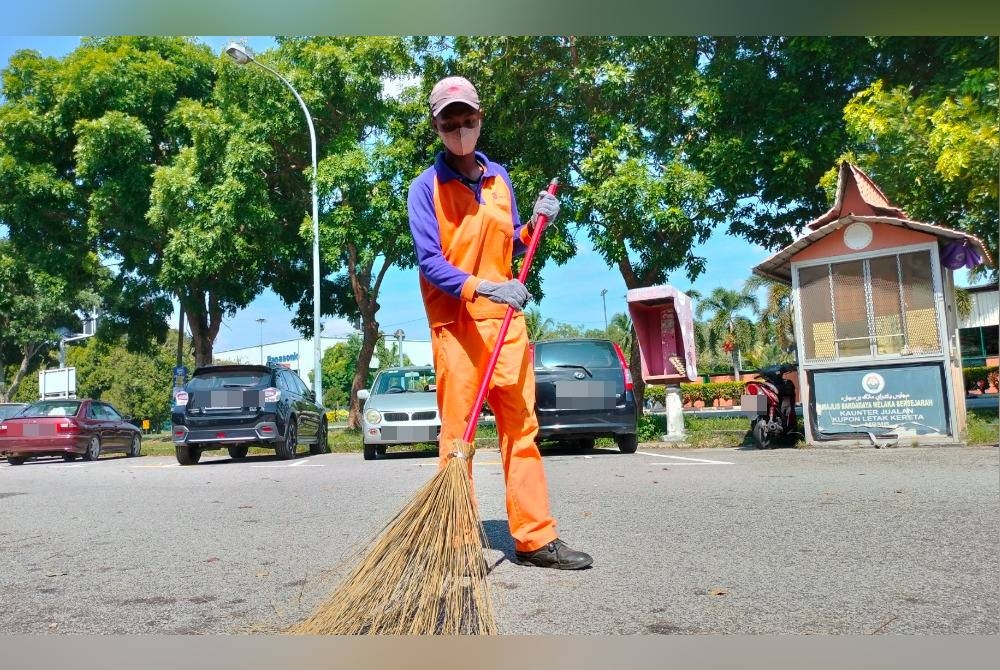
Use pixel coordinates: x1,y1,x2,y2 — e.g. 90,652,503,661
439,122,480,156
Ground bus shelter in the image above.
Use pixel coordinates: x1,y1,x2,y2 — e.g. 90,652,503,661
754,162,992,446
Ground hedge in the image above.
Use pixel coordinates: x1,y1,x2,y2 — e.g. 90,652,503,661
642,381,746,406
962,365,999,391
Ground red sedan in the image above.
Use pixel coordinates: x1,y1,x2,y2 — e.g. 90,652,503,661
0,399,142,465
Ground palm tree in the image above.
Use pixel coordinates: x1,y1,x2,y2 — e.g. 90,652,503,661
744,273,795,355
695,286,758,380
524,307,557,342
607,311,635,360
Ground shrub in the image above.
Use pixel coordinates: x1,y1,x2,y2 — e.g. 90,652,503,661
638,413,666,441
963,365,998,391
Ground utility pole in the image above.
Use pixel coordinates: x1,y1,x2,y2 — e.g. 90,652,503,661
256,317,267,365
394,329,405,367
601,288,609,336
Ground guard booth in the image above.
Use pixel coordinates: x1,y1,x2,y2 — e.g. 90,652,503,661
754,162,992,446
626,285,698,440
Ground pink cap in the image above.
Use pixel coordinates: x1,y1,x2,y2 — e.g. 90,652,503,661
429,76,480,117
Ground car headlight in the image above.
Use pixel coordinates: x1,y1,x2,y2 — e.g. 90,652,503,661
364,409,382,425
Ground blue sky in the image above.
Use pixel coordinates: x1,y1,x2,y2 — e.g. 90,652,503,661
0,36,800,349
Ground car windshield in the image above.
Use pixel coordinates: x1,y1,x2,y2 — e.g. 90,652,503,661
20,400,82,417
536,341,617,369
187,371,270,391
372,369,437,394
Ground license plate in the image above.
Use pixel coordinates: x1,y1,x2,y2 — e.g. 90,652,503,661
741,394,767,415
208,390,245,409
381,426,437,442
553,381,616,410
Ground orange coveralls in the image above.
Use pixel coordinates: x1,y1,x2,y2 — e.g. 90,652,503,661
407,151,558,553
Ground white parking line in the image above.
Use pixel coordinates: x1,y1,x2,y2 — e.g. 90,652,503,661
251,459,324,468
636,451,734,465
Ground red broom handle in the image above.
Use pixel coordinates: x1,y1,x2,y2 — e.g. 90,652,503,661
461,178,559,443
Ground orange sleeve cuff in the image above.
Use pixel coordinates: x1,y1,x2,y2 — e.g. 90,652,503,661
460,276,481,301
518,225,532,246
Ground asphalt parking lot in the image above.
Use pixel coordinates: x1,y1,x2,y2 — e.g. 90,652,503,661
0,444,996,635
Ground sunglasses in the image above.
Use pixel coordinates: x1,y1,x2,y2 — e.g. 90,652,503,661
437,117,481,134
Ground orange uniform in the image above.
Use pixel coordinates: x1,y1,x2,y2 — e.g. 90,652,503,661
407,150,558,553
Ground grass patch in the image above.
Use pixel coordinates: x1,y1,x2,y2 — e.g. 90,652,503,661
966,408,999,446
138,422,504,458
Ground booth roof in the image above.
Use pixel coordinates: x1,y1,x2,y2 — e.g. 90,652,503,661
754,214,993,284
753,161,992,284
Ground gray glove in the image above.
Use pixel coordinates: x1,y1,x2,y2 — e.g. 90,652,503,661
475,279,532,310
528,190,560,229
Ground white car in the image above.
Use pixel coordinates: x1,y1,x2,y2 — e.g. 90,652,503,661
357,366,440,460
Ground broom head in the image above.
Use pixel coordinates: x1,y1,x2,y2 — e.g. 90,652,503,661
290,438,497,635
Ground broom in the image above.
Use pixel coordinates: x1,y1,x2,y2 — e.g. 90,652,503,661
290,179,560,636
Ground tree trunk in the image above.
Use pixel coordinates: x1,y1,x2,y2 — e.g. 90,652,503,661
1,342,44,402
731,350,741,381
629,344,645,413
182,290,222,367
348,313,380,430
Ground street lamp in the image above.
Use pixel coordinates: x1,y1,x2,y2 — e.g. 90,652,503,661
225,42,323,402
393,329,405,367
600,288,609,336
255,317,267,365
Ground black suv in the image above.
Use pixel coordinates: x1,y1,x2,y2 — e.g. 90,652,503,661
532,338,639,453
170,364,327,465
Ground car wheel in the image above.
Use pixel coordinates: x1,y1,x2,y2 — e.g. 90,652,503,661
752,419,771,450
363,442,377,461
575,438,596,451
62,453,78,462
375,445,387,456
127,434,142,458
228,445,249,460
309,419,329,455
7,456,26,465
615,433,638,454
276,419,297,460
175,445,201,465
83,436,101,461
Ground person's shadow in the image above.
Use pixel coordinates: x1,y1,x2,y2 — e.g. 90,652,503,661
482,519,516,569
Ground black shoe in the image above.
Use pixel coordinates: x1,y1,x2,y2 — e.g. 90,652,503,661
515,539,593,570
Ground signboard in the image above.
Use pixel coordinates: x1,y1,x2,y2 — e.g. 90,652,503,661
39,367,77,399
809,363,949,438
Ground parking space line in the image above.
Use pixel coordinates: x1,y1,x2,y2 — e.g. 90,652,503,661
250,461,325,468
637,452,734,465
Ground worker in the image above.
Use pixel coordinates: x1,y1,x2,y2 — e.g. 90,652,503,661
407,76,592,570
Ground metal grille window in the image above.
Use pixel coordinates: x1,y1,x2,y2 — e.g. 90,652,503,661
796,250,941,362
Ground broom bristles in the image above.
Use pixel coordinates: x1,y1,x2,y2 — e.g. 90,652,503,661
290,439,498,635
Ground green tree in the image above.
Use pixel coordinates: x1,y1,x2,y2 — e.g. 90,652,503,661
692,37,997,250
247,37,423,429
321,336,362,410
694,287,759,380
524,307,557,342
606,312,635,362
827,68,998,271
67,330,193,427
0,241,99,401
744,273,795,355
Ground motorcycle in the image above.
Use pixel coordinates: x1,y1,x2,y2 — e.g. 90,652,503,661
740,363,798,449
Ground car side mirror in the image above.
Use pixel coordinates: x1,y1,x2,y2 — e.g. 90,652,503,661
357,389,370,401
122,415,133,423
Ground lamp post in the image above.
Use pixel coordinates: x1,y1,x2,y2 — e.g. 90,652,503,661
225,42,322,402
600,288,609,336
255,317,267,365
393,329,405,367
